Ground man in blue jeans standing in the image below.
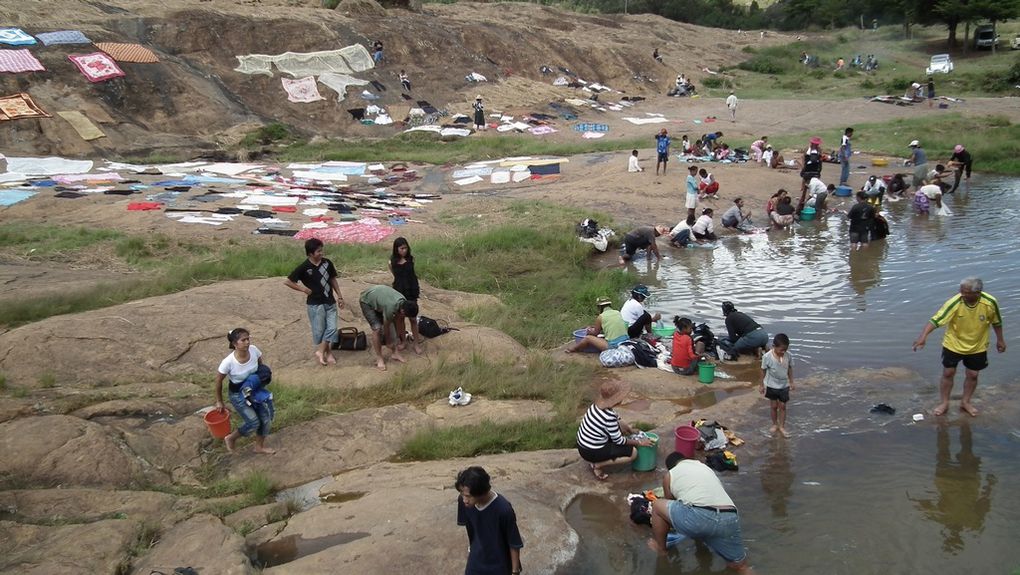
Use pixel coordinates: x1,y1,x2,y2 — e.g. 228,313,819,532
839,127,854,187
284,238,343,366
647,452,753,572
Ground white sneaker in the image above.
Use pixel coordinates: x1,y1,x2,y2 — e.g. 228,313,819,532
448,387,472,406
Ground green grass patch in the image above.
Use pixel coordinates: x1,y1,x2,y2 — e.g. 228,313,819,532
281,131,648,165
239,122,295,148
2,201,635,349
397,416,579,460
271,352,599,430
763,114,1020,175
0,223,122,258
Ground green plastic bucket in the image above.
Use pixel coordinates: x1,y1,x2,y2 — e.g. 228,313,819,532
800,206,816,221
652,325,676,338
632,432,659,472
697,361,716,384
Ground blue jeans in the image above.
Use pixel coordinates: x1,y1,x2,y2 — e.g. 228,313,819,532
307,303,338,345
720,328,768,356
229,391,274,437
840,156,850,185
667,501,747,563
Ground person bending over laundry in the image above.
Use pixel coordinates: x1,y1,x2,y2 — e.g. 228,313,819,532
622,284,661,338
692,208,718,242
577,381,652,480
714,144,732,162
847,192,875,250
771,196,795,229
567,297,630,353
669,215,696,247
720,301,768,359
750,137,767,162
619,225,668,265
861,175,886,206
721,197,754,233
647,452,752,572
947,144,972,193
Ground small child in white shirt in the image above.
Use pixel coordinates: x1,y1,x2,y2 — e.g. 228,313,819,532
628,150,643,173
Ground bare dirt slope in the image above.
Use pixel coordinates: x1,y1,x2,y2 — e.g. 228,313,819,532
0,0,794,157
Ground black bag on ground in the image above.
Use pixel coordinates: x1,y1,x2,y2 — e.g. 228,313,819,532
418,316,457,338
621,339,659,368
333,327,367,351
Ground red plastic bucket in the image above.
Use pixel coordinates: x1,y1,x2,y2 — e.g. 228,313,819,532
674,425,701,458
204,409,232,439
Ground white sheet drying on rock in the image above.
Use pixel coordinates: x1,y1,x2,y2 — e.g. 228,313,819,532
318,72,369,101
6,157,93,176
234,44,374,77
623,116,669,125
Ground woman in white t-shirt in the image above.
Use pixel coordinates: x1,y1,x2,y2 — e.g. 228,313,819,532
214,328,276,454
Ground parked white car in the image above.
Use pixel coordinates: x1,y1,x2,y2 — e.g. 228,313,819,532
926,54,954,75
1012,34,1020,50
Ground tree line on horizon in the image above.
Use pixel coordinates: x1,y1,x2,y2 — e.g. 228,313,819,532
536,0,1020,47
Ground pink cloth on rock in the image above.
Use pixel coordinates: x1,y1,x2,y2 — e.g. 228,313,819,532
68,52,125,83
293,222,393,244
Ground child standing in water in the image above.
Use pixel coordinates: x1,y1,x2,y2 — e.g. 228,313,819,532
761,333,794,437
389,237,420,349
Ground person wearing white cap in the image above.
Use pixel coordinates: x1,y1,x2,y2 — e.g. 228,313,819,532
472,95,485,131
948,144,972,193
725,91,738,122
907,140,928,188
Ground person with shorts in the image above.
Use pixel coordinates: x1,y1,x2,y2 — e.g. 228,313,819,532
359,285,423,371
647,451,752,572
284,238,343,366
761,333,794,437
912,277,1005,417
566,297,629,353
685,165,699,219
619,225,668,265
576,381,652,480
655,129,671,175
847,191,875,250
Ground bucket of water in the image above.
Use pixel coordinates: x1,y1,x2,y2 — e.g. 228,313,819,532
674,425,701,458
652,325,676,338
204,408,232,439
572,328,599,353
697,361,716,384
799,206,816,221
632,432,659,472
834,185,853,197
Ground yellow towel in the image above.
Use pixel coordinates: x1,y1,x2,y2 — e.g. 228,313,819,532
57,111,105,141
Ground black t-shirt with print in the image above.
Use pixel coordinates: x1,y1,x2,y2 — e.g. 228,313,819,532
288,258,337,305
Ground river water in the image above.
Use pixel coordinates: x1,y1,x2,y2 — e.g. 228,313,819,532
560,176,1020,574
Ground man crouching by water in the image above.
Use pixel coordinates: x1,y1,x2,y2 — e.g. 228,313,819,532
647,452,755,573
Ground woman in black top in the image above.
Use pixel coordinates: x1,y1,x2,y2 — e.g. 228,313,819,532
390,237,420,347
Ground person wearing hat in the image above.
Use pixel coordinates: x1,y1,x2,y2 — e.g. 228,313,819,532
719,301,768,360
576,381,652,480
619,225,669,265
947,144,972,193
472,95,485,131
566,297,629,353
907,140,928,188
622,284,662,338
725,90,738,122
655,128,671,175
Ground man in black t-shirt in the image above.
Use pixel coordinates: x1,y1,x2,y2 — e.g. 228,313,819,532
284,238,343,366
719,301,769,360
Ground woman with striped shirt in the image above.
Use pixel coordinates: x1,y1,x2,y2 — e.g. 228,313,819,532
577,381,652,480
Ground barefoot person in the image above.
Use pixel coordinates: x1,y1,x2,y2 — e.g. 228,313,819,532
284,239,343,366
912,277,1006,417
214,328,276,454
647,452,752,572
576,381,652,480
359,284,423,371
566,297,629,353
760,333,794,437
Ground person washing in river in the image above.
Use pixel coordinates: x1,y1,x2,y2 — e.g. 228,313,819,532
619,225,669,265
719,301,768,360
566,297,630,353
671,317,704,376
622,284,661,338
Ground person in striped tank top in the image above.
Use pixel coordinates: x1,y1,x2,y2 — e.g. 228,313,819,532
577,381,653,480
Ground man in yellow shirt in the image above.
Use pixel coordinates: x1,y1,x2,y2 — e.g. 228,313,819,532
913,278,1006,417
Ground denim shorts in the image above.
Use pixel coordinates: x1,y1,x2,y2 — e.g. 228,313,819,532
667,501,747,563
229,391,274,437
307,303,338,345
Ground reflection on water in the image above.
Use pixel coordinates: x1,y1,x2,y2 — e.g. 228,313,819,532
909,422,996,554
561,176,1020,575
